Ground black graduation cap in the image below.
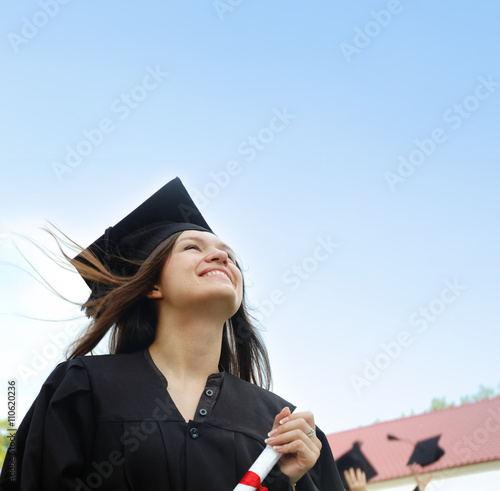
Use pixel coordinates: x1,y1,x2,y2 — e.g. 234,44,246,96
75,177,213,297
387,434,445,466
336,441,377,489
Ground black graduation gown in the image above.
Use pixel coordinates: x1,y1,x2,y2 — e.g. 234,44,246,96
0,350,345,491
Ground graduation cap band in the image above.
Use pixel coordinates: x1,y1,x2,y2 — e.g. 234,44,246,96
100,221,211,262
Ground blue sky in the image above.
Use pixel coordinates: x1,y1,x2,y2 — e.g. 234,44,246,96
1,1,499,436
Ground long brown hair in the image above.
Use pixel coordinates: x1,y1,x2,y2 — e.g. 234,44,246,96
65,231,272,388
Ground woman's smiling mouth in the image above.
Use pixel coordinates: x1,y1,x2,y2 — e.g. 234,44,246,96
201,268,232,282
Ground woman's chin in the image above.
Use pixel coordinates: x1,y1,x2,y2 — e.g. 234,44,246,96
210,297,241,319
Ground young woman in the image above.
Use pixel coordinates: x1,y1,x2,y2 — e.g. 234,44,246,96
0,178,344,490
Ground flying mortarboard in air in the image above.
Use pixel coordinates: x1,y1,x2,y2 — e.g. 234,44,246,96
387,434,445,466
74,177,213,299
335,441,377,489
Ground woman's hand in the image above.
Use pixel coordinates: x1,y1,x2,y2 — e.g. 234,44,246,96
343,468,367,491
265,407,322,485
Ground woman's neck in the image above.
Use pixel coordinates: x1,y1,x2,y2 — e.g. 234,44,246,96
149,311,224,383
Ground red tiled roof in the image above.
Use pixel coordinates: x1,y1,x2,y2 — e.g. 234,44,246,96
326,397,500,482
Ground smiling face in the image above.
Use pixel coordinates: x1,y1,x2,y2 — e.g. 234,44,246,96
148,230,243,318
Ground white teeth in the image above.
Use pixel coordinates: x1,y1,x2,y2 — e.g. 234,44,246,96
204,270,229,280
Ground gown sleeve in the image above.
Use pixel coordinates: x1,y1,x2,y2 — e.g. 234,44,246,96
0,359,95,491
294,427,345,491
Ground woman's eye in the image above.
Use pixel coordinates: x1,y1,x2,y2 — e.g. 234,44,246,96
184,244,200,251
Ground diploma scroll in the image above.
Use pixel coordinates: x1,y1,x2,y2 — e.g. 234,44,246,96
233,408,299,491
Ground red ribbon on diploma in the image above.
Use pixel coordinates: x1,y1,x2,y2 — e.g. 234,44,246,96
239,470,268,490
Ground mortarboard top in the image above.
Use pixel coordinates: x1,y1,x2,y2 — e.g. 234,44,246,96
75,177,213,297
336,441,377,488
407,435,445,466
387,434,445,467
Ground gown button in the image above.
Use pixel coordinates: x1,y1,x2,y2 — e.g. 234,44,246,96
205,389,214,397
189,428,199,439
199,408,208,416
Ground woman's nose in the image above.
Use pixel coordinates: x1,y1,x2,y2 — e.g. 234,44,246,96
206,249,229,263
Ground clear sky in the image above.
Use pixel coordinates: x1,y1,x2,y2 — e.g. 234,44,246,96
1,1,499,437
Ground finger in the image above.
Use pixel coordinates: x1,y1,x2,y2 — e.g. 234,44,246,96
356,468,366,484
271,425,318,451
266,427,319,455
283,410,315,431
269,407,292,435
275,415,316,438
272,415,320,448
267,418,321,452
344,468,355,486
273,437,320,462
286,411,319,446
